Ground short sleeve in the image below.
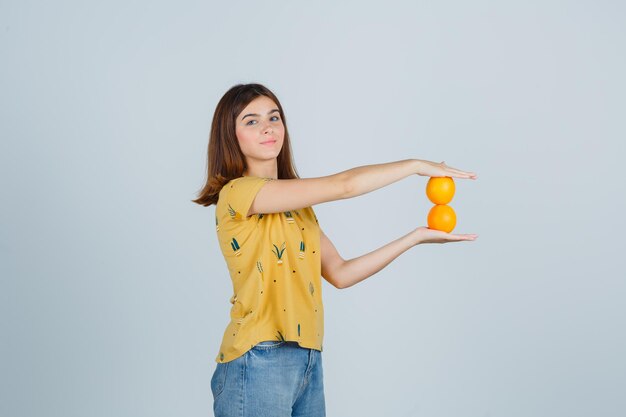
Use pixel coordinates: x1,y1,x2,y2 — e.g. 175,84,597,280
308,206,320,225
224,176,273,219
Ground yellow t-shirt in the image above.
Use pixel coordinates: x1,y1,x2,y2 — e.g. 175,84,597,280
214,175,324,363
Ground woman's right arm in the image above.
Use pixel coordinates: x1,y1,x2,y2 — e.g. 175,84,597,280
247,159,423,216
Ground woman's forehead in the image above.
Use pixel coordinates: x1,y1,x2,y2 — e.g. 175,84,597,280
242,96,277,112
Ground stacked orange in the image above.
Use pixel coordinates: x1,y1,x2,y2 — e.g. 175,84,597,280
426,177,456,233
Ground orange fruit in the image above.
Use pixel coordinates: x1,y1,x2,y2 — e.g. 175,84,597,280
427,204,457,233
426,177,455,205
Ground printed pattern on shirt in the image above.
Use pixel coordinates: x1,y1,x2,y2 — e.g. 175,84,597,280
214,176,324,363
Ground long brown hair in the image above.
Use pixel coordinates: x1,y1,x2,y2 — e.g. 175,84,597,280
192,83,300,206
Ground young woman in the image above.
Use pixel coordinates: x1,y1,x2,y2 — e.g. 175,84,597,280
193,83,478,417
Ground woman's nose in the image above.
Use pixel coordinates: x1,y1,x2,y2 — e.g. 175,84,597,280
262,123,273,134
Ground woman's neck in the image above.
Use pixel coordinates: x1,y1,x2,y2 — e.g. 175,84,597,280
243,160,278,179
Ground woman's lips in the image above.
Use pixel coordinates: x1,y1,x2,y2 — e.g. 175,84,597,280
261,140,276,145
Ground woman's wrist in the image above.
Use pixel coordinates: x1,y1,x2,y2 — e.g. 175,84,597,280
409,228,423,246
412,159,427,176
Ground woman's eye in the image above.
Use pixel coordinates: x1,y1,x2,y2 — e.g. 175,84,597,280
246,116,279,125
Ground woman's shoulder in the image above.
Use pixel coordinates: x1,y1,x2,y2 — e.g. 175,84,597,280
216,175,274,219
226,175,273,188
218,176,251,196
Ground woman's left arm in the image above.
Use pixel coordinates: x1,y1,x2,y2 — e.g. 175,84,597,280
320,226,477,289
320,228,418,289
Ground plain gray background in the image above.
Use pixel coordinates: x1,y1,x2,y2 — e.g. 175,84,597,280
2,1,625,416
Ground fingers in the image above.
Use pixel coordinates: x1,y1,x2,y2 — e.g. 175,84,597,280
439,163,477,179
428,160,478,179
454,171,478,179
420,234,479,244
447,166,476,175
447,233,478,241
451,173,477,179
432,172,477,180
456,234,478,241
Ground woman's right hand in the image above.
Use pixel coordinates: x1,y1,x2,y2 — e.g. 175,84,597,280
411,226,478,245
415,160,477,180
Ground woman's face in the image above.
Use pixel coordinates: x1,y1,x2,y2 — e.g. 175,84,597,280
235,96,285,164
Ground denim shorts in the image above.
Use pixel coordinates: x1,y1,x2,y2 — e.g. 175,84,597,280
211,340,325,417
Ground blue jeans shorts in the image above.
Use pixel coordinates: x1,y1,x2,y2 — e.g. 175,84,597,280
211,340,326,417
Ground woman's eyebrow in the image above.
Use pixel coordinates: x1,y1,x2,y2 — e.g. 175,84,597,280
241,109,280,121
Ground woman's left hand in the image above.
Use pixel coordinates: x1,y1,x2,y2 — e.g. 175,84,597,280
411,226,478,245
416,159,477,180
